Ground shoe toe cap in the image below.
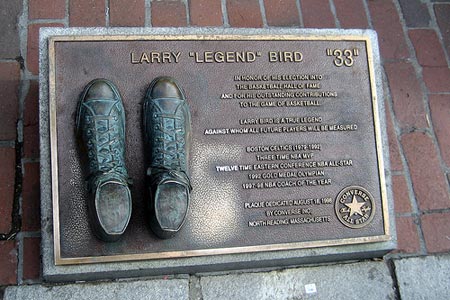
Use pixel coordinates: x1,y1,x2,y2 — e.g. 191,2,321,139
148,77,185,100
86,80,116,100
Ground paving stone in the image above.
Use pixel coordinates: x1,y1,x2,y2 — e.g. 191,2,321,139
392,175,411,214
394,216,420,254
422,66,450,93
189,0,223,26
201,261,395,300
429,94,450,166
4,278,189,300
24,81,40,159
0,241,17,285
0,62,20,140
110,0,145,26
334,0,369,29
384,101,403,172
22,163,41,232
264,0,300,27
409,29,447,67
384,61,428,130
300,0,335,28
23,237,41,281
69,0,105,26
434,4,450,59
151,0,187,27
368,0,409,60
29,0,65,19
0,147,15,233
0,1,21,58
422,212,450,253
27,23,64,75
395,255,450,299
227,0,263,28
398,0,430,28
401,132,450,211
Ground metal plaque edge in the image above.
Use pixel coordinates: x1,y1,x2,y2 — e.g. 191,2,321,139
48,33,391,266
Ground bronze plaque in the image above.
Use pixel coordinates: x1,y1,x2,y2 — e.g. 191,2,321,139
48,34,390,265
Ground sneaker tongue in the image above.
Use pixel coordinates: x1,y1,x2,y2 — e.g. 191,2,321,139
96,182,131,234
89,172,130,192
147,168,192,191
155,182,188,230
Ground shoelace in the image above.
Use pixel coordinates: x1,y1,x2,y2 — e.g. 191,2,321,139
85,113,126,177
151,113,186,170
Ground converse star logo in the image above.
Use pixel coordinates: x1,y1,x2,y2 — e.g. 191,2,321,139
345,195,365,217
335,186,375,229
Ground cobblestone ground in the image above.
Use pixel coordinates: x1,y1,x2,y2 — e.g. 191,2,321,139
0,0,449,298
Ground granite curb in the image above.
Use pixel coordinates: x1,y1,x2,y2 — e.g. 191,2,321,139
5,254,450,299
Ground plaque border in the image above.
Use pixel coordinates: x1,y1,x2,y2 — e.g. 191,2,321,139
48,34,390,266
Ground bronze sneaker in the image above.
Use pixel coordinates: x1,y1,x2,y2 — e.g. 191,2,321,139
76,79,132,242
143,77,192,239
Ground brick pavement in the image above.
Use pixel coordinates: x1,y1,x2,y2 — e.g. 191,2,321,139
0,0,449,296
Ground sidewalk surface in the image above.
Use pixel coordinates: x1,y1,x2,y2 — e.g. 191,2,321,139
0,0,449,299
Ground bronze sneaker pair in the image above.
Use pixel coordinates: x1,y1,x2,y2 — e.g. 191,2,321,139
76,77,192,242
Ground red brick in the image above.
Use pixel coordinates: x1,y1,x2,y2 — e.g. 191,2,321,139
0,1,22,58
368,0,409,60
24,81,39,127
300,0,335,28
421,212,450,253
393,175,411,214
385,101,403,172
422,67,450,93
190,0,223,26
24,126,40,160
334,0,369,28
69,0,105,26
22,163,40,232
29,0,65,19
0,62,19,140
384,62,428,129
0,147,15,233
398,0,430,28
227,0,263,28
24,81,40,159
110,0,145,26
401,132,450,211
434,4,450,60
264,0,300,27
0,240,17,285
151,1,187,27
394,217,420,254
23,237,40,280
429,94,450,167
409,29,447,67
27,23,64,75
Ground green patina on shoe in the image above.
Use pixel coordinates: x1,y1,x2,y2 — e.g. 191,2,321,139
76,79,132,242
143,77,192,239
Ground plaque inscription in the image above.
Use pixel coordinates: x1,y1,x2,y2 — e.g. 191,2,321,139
49,34,390,265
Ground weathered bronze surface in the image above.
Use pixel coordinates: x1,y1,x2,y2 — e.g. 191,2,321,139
76,79,132,242
143,77,192,239
49,35,389,264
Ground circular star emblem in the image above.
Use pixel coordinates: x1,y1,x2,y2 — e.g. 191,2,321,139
335,186,375,229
